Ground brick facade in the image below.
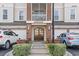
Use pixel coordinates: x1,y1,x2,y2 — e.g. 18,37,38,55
27,24,32,41
46,24,52,42
47,3,51,21
27,3,31,21
26,3,52,42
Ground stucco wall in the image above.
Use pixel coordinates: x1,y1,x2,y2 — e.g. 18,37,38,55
14,4,27,21
0,3,13,23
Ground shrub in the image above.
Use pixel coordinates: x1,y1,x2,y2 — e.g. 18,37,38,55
12,44,31,56
48,44,66,56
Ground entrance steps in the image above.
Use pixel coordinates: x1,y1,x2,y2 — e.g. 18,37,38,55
31,42,49,56
30,53,49,56
31,48,48,53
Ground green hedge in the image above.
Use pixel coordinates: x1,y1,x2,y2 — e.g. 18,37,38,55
48,44,66,56
12,44,31,56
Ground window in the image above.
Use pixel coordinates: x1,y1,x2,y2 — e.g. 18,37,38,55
60,34,63,37
32,3,46,21
32,4,46,14
4,31,9,35
12,32,17,36
70,8,75,19
4,31,13,35
63,34,66,37
3,9,8,19
61,34,66,37
54,10,59,20
0,31,1,34
19,11,24,20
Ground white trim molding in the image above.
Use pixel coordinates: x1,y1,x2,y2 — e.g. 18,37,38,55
27,21,52,23
55,25,79,28
0,26,26,29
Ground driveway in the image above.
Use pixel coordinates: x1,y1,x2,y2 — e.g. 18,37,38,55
0,47,12,56
67,47,79,56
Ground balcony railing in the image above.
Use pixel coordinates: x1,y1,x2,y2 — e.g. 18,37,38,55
32,12,46,21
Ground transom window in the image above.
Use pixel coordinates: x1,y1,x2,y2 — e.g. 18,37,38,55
3,9,8,19
19,11,24,20
32,3,46,14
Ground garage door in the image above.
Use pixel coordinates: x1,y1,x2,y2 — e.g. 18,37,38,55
54,29,67,39
70,29,79,33
12,29,26,40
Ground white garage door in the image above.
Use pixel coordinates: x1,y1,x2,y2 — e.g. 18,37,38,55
12,29,26,40
54,29,67,39
70,29,79,33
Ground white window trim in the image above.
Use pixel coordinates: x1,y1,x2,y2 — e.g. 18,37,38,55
14,4,27,21
46,3,47,21
31,3,32,21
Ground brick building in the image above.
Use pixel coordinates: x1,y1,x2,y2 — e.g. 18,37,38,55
0,3,53,42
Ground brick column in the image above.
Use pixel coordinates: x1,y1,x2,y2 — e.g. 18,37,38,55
47,3,51,21
27,3,31,21
27,24,32,41
46,24,52,43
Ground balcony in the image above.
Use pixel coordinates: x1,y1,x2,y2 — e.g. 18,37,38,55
32,12,46,21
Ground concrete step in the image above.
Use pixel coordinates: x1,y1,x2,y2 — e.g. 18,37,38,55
31,42,48,56
30,53,49,56
32,44,45,48
31,47,46,49
32,42,44,44
32,44,45,46
31,48,48,54
31,46,46,49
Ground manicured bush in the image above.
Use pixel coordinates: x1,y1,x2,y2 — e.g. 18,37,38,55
48,44,66,56
12,44,31,56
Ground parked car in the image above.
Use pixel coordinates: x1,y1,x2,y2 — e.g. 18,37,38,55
0,29,19,49
57,32,79,47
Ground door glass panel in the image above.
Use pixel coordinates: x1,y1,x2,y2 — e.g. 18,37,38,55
34,28,44,41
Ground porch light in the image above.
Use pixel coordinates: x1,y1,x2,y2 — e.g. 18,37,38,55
27,26,30,30
48,25,51,30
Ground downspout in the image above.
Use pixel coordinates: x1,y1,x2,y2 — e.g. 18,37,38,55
52,3,54,43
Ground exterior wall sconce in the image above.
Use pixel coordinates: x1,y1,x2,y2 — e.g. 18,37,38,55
27,25,30,30
48,25,51,31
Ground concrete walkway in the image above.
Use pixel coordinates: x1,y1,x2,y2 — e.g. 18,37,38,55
30,41,49,56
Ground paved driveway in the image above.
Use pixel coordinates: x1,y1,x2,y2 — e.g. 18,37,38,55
0,48,12,56
67,47,79,56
